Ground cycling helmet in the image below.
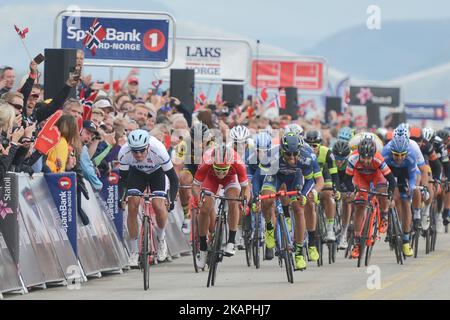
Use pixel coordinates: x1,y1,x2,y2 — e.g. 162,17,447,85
305,130,322,145
390,135,410,153
409,127,422,141
332,140,351,158
385,130,394,142
394,123,410,140
212,144,234,169
128,129,149,150
284,123,304,137
337,127,353,142
255,131,272,150
230,125,250,143
376,127,388,140
358,137,376,158
422,128,435,142
281,133,302,153
436,129,449,143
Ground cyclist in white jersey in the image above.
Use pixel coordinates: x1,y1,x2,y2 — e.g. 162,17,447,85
118,129,179,267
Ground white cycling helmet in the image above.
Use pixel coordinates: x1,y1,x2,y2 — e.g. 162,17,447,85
284,123,304,137
128,129,149,150
394,123,410,140
230,125,250,143
422,128,435,142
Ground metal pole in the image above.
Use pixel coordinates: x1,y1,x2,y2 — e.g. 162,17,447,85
109,66,114,98
255,39,260,99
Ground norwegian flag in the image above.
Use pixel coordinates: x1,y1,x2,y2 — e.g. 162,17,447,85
80,90,98,121
196,91,207,105
259,88,268,104
82,18,106,56
103,80,121,94
14,24,29,39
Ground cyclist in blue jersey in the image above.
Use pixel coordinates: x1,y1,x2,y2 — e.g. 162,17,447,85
260,133,324,270
382,134,421,257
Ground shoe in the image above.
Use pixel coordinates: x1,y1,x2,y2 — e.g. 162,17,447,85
338,236,348,249
237,237,245,251
224,242,236,257
379,217,388,234
128,252,139,268
265,228,275,249
285,217,292,233
265,246,274,260
351,244,360,259
326,230,336,242
402,243,413,257
196,250,208,269
295,254,307,270
308,246,319,261
157,238,169,262
181,219,191,234
413,218,422,230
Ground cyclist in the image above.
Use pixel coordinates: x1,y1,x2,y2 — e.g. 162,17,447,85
382,134,421,257
331,140,353,249
174,122,212,234
345,137,396,259
261,133,323,270
305,130,340,242
349,131,384,152
192,144,250,269
118,129,179,267
337,126,354,143
284,123,304,138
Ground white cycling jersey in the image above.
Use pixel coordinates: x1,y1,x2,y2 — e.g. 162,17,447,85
118,136,173,174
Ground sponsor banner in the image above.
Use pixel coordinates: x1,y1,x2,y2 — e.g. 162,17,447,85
159,38,251,83
56,10,175,68
99,170,123,241
0,173,19,265
45,173,77,255
0,232,22,294
405,103,447,120
251,56,328,94
349,86,400,107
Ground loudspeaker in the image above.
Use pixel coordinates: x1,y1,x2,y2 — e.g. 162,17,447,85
325,97,342,124
222,84,243,109
280,87,298,120
170,69,195,114
44,48,77,100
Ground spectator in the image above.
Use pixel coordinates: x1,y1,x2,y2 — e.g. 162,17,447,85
0,66,16,95
63,98,83,122
79,120,103,191
130,102,150,128
2,91,24,116
45,115,82,173
94,96,115,116
90,107,105,126
127,77,139,100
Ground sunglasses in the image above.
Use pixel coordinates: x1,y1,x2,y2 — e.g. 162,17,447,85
391,151,407,157
359,155,373,160
131,148,147,154
335,156,347,161
310,143,320,148
9,102,22,110
284,151,299,157
213,165,230,172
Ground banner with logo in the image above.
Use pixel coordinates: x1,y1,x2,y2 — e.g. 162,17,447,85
0,173,19,265
56,10,175,68
158,37,251,83
99,170,123,241
251,56,328,94
45,173,77,255
0,231,22,295
405,103,447,120
349,86,400,107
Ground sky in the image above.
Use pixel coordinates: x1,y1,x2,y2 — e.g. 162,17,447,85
2,0,450,86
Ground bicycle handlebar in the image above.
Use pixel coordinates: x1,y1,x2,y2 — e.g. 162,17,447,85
127,189,168,199
258,190,301,200
200,190,245,203
355,188,390,198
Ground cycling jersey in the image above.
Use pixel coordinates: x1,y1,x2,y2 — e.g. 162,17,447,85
118,136,173,173
433,136,450,180
381,144,420,191
316,145,339,187
346,151,391,177
349,132,384,153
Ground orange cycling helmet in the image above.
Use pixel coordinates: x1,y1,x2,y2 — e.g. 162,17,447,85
409,127,422,141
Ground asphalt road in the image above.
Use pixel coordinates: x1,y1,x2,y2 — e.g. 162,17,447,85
7,232,450,300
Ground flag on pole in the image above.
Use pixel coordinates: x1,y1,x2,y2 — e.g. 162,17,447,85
14,25,29,39
80,90,98,121
82,18,106,56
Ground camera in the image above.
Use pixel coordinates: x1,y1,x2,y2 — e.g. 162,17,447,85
0,133,10,149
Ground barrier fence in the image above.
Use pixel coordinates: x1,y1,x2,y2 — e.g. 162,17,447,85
0,171,190,298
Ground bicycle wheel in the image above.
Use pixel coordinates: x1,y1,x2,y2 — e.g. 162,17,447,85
243,214,252,267
345,225,354,259
430,208,437,252
365,215,378,267
391,209,403,265
191,211,199,273
252,212,261,269
207,214,223,287
358,212,371,268
412,230,419,258
279,217,294,283
142,216,150,291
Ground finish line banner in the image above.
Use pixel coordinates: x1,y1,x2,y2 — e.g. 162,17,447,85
56,10,175,68
405,103,447,120
45,173,77,255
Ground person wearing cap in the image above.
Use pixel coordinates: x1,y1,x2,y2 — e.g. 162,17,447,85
79,120,103,191
94,97,115,116
127,76,139,100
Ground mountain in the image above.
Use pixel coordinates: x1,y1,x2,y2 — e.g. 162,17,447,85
304,19,450,80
